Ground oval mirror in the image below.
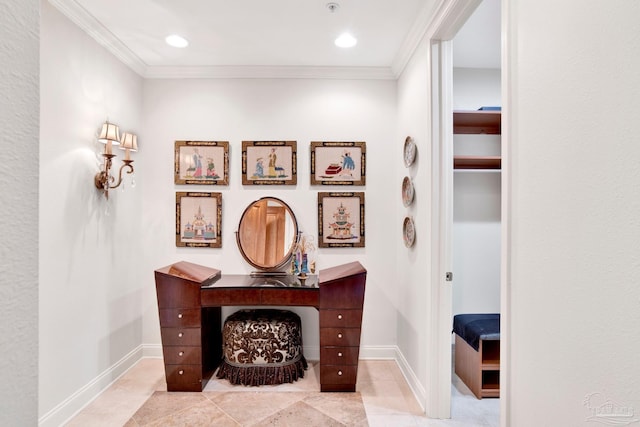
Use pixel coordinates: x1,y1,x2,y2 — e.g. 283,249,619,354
236,197,298,271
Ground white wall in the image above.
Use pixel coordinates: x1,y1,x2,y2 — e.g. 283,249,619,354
395,35,434,409
39,2,144,425
452,68,501,316
452,68,501,110
0,1,39,426
139,78,399,359
505,0,640,425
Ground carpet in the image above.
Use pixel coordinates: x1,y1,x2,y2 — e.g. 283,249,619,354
125,390,368,426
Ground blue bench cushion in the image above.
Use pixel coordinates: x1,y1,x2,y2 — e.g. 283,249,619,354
453,313,500,351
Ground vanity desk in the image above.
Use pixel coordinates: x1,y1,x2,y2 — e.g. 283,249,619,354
154,260,366,392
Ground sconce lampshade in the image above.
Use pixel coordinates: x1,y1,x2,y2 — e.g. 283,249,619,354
98,121,121,145
120,132,138,151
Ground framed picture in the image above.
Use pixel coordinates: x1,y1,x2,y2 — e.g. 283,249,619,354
310,141,366,186
176,192,222,248
317,192,365,248
242,141,297,185
175,141,229,185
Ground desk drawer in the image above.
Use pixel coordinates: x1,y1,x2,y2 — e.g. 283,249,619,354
320,346,359,365
159,308,200,327
320,328,362,347
165,365,203,392
161,327,201,346
162,346,202,365
320,365,357,385
156,277,201,308
201,289,261,306
319,309,362,327
261,288,319,306
319,277,365,309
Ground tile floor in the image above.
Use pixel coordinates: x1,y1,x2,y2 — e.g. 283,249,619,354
64,358,499,426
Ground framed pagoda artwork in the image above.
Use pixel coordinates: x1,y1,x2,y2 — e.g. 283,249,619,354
310,141,366,186
317,192,365,248
174,141,229,185
176,192,222,248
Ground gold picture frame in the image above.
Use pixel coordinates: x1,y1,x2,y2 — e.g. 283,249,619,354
310,141,366,186
174,141,229,185
176,192,222,248
317,192,365,248
242,141,297,185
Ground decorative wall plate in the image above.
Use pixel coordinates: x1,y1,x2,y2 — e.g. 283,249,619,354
402,176,414,207
403,216,416,248
403,136,416,167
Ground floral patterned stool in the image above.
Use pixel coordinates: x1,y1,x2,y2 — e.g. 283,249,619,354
216,309,308,386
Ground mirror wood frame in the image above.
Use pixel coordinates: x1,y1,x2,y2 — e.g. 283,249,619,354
236,197,299,272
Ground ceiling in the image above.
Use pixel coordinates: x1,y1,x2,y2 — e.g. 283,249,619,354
49,0,500,79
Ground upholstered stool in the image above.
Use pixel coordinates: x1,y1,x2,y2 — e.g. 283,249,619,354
216,309,307,386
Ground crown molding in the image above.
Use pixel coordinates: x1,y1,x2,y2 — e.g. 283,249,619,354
49,0,148,76
391,0,440,77
391,0,482,78
143,65,396,80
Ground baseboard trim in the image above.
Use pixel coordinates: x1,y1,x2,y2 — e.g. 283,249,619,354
393,346,427,413
39,344,426,425
38,346,145,427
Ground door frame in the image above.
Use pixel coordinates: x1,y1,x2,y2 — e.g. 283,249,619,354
428,0,511,423
427,0,488,419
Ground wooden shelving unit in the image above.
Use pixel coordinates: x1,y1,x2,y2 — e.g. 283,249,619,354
480,339,500,398
453,155,501,170
455,334,500,398
453,110,501,134
453,110,501,170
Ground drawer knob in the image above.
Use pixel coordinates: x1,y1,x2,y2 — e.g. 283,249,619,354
179,351,184,356
338,370,343,376
178,332,183,338
178,313,183,319
178,370,184,375
337,314,343,320
338,352,343,357
337,333,343,339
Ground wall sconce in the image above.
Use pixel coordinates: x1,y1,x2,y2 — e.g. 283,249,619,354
94,120,138,199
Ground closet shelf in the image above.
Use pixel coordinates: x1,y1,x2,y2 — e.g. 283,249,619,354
453,110,502,170
453,110,501,134
454,156,501,170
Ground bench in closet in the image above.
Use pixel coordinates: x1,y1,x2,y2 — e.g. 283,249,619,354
453,313,500,399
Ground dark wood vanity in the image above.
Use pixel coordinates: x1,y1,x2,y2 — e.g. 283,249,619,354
154,260,366,392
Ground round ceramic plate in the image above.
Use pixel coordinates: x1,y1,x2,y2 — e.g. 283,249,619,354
402,176,414,207
403,136,416,167
403,216,416,248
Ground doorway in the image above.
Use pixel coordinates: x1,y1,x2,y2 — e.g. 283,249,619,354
427,0,503,423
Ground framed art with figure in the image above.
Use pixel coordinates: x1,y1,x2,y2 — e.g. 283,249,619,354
175,141,229,185
310,141,366,186
242,141,297,185
317,192,365,248
176,192,222,248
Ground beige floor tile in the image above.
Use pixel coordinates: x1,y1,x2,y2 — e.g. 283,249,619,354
250,400,344,427
65,358,499,426
144,400,239,427
207,391,309,425
303,392,368,425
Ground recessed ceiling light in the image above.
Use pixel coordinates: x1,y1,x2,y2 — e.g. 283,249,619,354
165,34,189,48
326,2,340,13
335,33,357,48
